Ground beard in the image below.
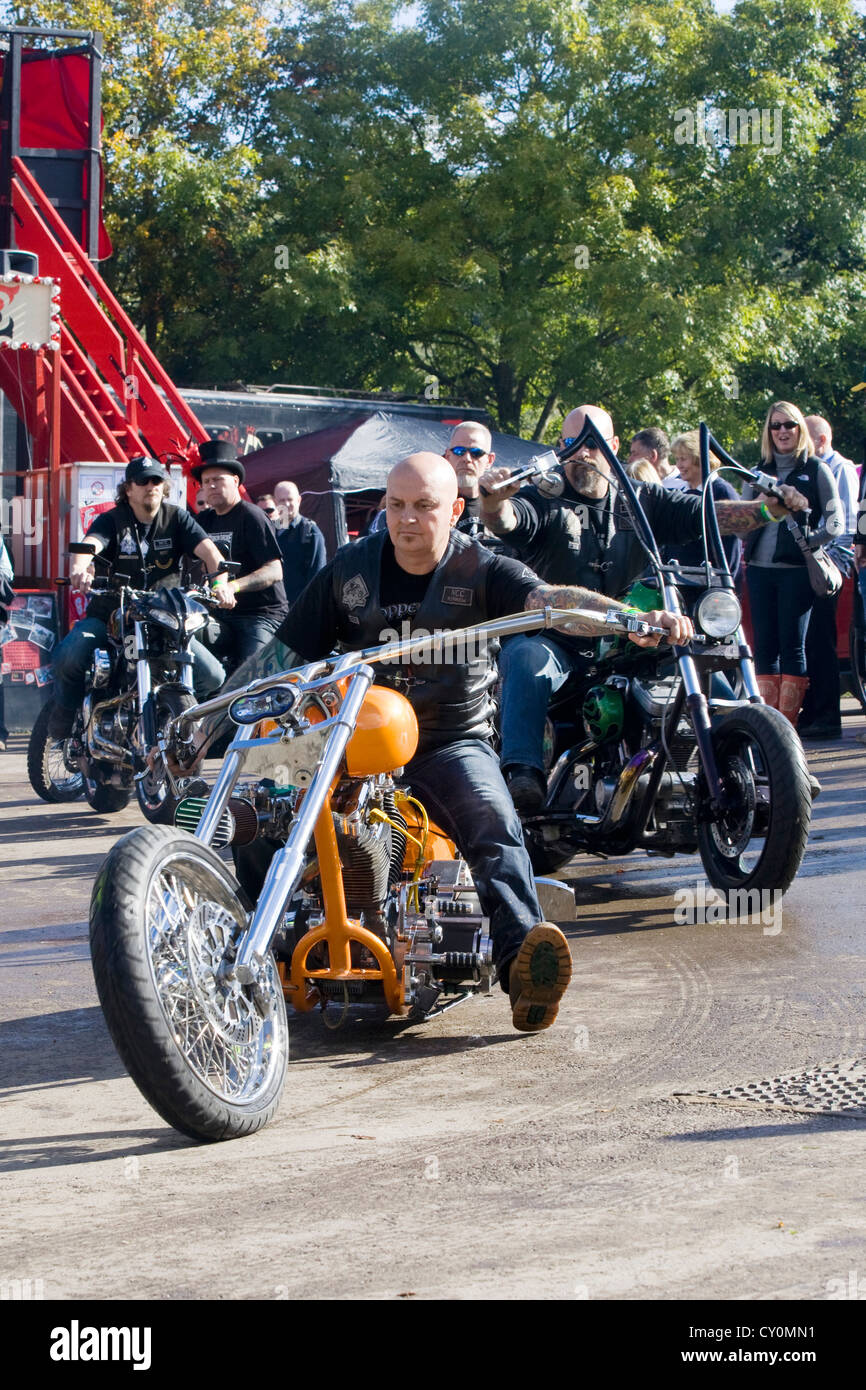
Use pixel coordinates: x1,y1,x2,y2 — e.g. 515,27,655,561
566,457,608,497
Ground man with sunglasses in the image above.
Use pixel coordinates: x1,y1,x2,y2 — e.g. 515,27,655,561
481,404,811,813
444,422,510,551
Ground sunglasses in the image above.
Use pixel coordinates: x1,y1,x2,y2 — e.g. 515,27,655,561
559,436,614,448
769,420,798,432
449,445,487,458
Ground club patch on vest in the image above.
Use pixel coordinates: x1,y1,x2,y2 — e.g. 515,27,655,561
119,528,138,556
342,574,369,610
442,585,472,606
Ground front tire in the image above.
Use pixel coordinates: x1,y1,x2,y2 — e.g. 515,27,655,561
696,704,811,894
135,685,196,824
89,825,289,1142
27,701,85,803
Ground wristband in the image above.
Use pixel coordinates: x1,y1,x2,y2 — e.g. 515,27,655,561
760,501,781,523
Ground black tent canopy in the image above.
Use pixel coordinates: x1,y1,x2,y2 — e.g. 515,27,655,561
240,410,547,554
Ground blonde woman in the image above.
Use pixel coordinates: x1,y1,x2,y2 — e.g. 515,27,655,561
742,402,841,725
668,430,741,576
624,457,658,484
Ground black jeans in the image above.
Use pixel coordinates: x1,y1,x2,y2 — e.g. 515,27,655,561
403,739,542,971
745,565,815,676
209,609,286,674
801,591,841,727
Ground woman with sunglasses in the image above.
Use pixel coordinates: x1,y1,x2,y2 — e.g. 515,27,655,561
743,401,842,726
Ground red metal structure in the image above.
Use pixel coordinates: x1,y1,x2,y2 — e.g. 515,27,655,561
0,25,207,588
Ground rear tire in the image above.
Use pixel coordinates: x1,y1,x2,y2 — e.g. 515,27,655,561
89,826,289,1142
527,836,577,876
696,703,811,894
27,702,85,803
84,774,131,814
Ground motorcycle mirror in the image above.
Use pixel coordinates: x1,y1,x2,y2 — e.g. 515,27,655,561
68,542,97,555
228,685,300,725
536,467,565,497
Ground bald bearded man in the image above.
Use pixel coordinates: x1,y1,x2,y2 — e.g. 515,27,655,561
481,404,810,810
275,452,692,1031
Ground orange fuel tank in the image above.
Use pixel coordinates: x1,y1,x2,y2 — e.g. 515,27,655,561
345,684,419,776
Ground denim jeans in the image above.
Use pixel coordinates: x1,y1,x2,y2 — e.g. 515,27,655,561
745,565,815,676
499,633,582,772
403,738,542,970
208,610,286,674
52,617,226,710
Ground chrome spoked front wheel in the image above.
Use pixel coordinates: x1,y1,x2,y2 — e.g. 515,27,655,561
147,867,285,1107
90,826,289,1141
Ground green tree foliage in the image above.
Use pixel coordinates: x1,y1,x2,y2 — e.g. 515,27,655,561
259,0,866,452
6,0,866,454
8,0,277,379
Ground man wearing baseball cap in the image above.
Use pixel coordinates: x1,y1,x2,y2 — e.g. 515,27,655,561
192,440,288,672
49,455,233,738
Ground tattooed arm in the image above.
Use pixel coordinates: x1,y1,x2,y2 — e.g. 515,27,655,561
229,558,284,595
525,584,694,647
716,485,809,535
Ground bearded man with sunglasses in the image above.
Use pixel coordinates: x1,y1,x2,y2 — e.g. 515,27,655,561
481,404,812,813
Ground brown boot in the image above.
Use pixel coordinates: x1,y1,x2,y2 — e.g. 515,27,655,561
508,923,572,1032
778,674,810,727
756,674,781,709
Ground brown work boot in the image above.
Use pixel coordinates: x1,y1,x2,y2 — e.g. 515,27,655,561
508,923,572,1033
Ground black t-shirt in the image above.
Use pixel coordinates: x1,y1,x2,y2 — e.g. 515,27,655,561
379,540,436,623
85,502,208,620
281,535,540,662
198,499,287,615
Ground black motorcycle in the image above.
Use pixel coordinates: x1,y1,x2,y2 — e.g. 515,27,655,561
520,423,813,896
28,545,222,820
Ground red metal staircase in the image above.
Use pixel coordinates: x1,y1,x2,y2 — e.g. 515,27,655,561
1,155,207,468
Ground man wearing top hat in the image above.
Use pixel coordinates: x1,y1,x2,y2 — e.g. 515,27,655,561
48,455,234,739
192,439,289,672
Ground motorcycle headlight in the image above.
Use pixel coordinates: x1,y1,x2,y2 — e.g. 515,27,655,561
148,609,181,632
184,611,207,633
695,590,742,639
229,686,300,725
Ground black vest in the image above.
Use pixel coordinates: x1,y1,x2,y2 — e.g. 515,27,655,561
514,483,646,598
744,455,825,566
329,530,501,752
86,502,183,621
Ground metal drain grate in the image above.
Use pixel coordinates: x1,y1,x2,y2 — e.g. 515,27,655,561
674,1058,866,1117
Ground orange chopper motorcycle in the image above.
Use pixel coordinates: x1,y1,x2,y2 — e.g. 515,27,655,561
89,606,660,1142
